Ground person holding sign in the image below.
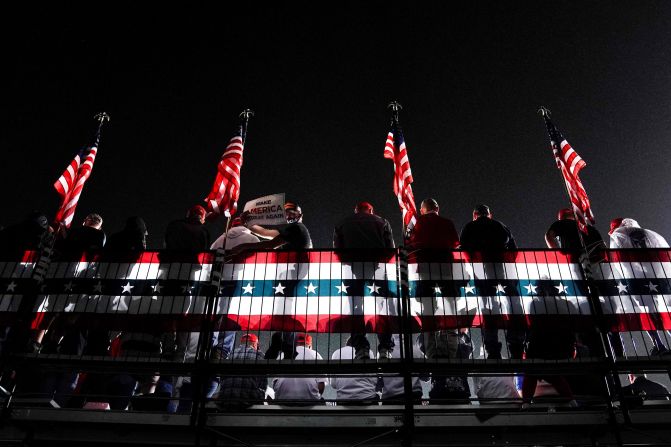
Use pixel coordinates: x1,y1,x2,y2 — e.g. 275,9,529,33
229,202,313,350
232,201,313,252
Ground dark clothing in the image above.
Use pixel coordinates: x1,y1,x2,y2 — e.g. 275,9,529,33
218,346,268,408
277,222,312,250
57,226,106,259
332,212,394,358
460,217,516,252
164,218,209,251
459,217,519,359
621,377,670,405
0,213,50,258
547,219,605,253
407,212,459,250
333,213,395,249
106,217,148,254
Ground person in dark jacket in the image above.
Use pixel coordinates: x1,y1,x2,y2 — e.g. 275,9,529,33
333,202,395,359
333,201,394,249
545,208,605,256
0,211,51,258
460,205,516,252
621,373,670,407
164,205,210,252
105,217,148,254
56,213,106,260
460,205,524,359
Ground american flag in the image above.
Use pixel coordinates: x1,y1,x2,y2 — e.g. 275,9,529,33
205,126,245,216
384,123,417,230
543,114,595,234
53,144,98,229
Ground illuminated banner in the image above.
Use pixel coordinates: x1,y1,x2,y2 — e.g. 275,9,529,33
243,193,286,226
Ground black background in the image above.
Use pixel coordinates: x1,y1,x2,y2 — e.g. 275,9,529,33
2,3,670,248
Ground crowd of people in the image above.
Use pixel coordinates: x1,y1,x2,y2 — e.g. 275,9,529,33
0,198,670,410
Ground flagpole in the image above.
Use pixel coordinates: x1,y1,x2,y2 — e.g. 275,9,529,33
239,109,254,144
537,107,593,254
195,109,255,421
93,112,111,146
387,100,415,441
538,106,628,424
53,112,110,238
387,101,406,240
218,108,254,253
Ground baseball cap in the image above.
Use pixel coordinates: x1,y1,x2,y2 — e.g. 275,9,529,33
609,217,624,235
230,216,244,227
295,333,312,345
188,205,207,219
284,202,302,214
355,201,374,213
240,333,259,344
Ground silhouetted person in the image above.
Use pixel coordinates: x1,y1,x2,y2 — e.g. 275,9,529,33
0,211,51,258
621,373,670,407
56,213,106,260
460,205,523,359
235,201,313,252
232,202,312,344
407,198,461,361
406,198,459,250
333,201,394,249
333,202,395,359
460,205,516,253
105,216,148,255
164,205,209,252
545,208,605,258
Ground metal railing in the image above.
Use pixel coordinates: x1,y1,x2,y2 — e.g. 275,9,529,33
0,247,670,445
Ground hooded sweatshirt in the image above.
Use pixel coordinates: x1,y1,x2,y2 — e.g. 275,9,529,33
210,226,260,250
609,218,669,249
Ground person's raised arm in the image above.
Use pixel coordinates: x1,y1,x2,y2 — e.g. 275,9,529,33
247,224,280,239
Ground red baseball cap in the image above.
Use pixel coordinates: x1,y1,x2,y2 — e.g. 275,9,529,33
188,205,207,219
355,202,374,213
295,333,312,345
240,333,259,344
609,217,624,235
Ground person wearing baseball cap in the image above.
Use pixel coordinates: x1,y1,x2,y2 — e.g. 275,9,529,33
460,205,521,360
333,201,395,249
272,333,326,404
231,200,312,255
545,208,605,255
333,201,395,359
608,217,671,356
609,218,624,236
164,205,210,252
210,215,260,250
216,333,267,409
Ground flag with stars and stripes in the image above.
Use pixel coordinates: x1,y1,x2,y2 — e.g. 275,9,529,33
1,249,669,338
205,125,245,217
384,122,417,231
53,144,98,229
542,113,595,234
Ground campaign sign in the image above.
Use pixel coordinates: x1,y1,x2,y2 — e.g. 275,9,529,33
243,193,286,225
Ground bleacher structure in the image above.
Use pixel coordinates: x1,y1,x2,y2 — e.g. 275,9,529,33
0,247,670,446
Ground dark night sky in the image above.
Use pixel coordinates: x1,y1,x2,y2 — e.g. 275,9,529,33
2,3,671,248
